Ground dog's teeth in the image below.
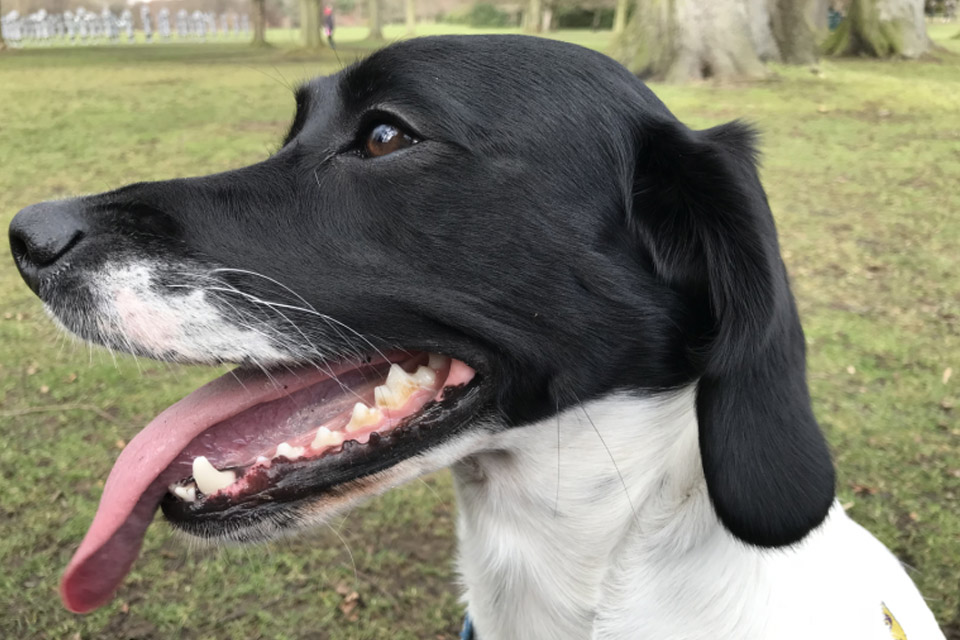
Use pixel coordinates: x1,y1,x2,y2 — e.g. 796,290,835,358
256,455,269,464
275,442,305,460
428,353,449,370
192,456,236,495
173,485,197,502
387,363,420,393
411,365,437,388
345,402,382,432
311,426,343,449
376,363,433,409
374,384,398,408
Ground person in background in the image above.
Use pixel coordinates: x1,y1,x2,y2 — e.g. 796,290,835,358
323,5,335,49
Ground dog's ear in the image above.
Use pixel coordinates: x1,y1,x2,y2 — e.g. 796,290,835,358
629,118,835,547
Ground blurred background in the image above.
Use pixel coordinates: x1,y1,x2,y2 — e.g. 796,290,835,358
1,1,958,638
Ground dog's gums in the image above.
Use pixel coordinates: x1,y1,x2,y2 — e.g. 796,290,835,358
165,353,472,502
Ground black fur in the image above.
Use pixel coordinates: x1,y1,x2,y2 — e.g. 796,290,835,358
9,35,834,547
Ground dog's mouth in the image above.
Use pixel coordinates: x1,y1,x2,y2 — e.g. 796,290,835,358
60,350,480,614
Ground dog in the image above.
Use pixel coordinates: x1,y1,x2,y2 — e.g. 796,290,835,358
8,35,946,639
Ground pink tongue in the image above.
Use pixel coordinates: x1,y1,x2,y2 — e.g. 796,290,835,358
60,363,354,614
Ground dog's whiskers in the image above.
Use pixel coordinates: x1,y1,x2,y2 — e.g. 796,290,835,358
573,392,644,534
208,267,389,365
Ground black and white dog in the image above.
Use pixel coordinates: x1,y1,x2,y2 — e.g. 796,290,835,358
9,36,945,639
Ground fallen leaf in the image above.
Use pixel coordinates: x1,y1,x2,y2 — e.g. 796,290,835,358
846,365,856,375
40,385,50,394
339,591,362,620
944,367,953,385
65,372,78,383
851,483,877,496
115,439,126,450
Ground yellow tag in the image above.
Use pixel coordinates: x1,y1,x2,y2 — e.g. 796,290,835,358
882,602,907,640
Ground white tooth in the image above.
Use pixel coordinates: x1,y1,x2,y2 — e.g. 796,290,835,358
346,402,382,432
275,442,305,460
411,365,436,388
174,486,197,502
374,383,398,408
311,426,343,449
192,456,236,495
256,456,270,464
428,353,448,370
386,363,418,391
377,364,426,408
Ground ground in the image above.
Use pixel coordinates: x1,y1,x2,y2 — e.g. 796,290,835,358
1,23,958,640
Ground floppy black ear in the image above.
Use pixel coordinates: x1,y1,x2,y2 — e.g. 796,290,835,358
631,118,835,547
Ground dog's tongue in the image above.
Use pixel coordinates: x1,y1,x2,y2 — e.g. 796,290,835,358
60,364,339,613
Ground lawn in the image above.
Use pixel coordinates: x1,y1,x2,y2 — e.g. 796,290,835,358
1,23,958,639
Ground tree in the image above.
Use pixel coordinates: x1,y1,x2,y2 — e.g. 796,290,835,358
300,0,322,47
368,0,383,39
611,0,829,81
406,0,416,35
613,0,630,34
525,0,543,33
823,0,932,57
770,0,819,64
611,0,770,82
252,0,268,46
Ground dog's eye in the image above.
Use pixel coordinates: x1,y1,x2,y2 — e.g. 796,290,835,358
365,123,416,158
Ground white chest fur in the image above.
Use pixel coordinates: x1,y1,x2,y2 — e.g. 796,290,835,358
451,390,945,640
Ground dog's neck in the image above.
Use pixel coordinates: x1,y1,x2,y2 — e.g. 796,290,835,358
452,388,754,640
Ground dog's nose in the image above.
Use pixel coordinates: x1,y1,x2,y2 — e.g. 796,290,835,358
9,200,88,294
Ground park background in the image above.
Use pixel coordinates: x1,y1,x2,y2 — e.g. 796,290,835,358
2,1,959,638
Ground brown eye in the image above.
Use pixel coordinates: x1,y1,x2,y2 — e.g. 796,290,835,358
365,123,416,158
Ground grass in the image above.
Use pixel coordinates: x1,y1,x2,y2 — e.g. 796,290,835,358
1,22,959,639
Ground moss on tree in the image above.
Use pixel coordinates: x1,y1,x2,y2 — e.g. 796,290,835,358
823,0,930,58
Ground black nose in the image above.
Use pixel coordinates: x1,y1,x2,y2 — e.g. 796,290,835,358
9,200,89,295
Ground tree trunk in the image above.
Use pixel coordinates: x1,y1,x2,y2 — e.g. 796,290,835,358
542,5,554,31
368,0,383,40
823,0,932,57
771,0,818,63
300,0,321,47
0,0,6,51
406,0,416,36
748,0,781,60
613,0,629,34
611,0,769,82
808,0,829,34
252,0,267,45
525,0,542,33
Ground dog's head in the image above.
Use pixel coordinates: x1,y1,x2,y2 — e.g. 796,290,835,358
9,35,834,613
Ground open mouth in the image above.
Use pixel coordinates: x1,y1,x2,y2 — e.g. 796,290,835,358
60,350,480,614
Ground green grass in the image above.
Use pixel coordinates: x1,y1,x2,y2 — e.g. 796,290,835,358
2,23,959,639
